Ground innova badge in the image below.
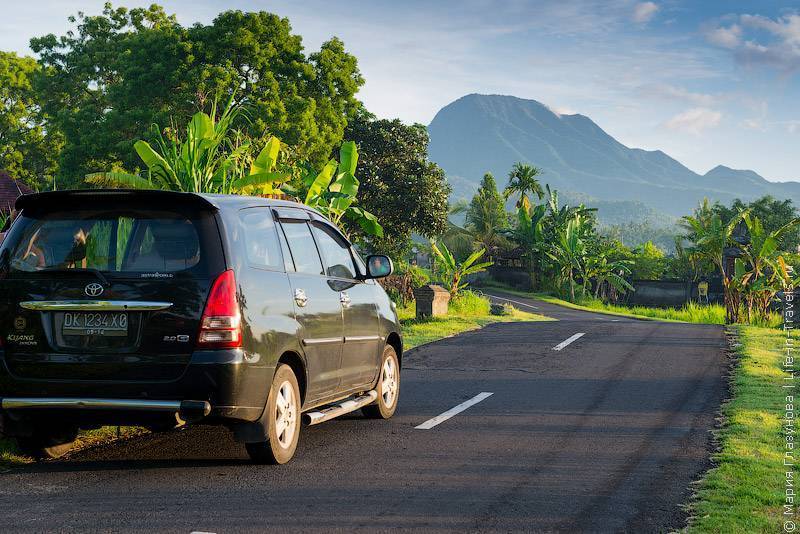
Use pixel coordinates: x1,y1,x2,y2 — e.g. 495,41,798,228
84,283,104,297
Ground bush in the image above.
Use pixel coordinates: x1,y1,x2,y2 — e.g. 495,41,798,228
490,302,514,316
449,290,490,316
405,262,431,288
379,261,431,306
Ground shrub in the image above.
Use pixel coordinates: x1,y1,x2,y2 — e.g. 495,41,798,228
490,302,515,316
379,261,431,306
449,290,490,316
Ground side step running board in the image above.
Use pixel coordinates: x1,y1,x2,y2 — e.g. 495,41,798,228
303,390,378,426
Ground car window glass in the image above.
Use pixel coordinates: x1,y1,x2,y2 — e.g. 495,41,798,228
311,222,357,279
239,209,282,271
280,221,323,275
8,213,201,273
276,221,295,272
352,247,367,277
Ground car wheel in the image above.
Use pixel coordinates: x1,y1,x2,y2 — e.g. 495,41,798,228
363,345,400,419
246,363,301,464
16,426,78,460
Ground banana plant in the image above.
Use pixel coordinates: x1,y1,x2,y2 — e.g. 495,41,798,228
430,241,493,296
302,141,383,237
584,252,634,299
86,96,290,195
505,202,547,288
679,206,750,323
546,217,583,301
739,214,800,321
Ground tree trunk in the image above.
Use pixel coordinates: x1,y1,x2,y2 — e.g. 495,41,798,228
569,273,575,301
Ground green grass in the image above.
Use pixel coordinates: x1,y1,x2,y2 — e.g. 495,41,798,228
477,282,783,326
688,326,789,533
547,295,727,324
398,293,553,350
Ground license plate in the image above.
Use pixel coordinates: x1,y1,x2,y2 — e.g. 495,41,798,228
62,312,128,337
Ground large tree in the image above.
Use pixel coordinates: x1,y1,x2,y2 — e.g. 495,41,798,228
464,173,509,260
467,173,507,229
31,4,364,186
713,196,800,252
0,51,59,189
344,114,450,257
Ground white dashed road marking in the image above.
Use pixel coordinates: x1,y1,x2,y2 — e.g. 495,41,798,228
415,392,494,430
552,332,586,351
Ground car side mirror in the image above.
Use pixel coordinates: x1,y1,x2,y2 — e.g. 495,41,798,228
365,255,393,279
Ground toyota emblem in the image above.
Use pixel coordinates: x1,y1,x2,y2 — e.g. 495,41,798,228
84,283,104,297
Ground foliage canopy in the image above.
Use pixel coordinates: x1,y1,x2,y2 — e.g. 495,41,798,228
31,4,364,186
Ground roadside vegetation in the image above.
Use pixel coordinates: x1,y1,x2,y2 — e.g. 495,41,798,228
480,282,784,326
397,290,552,350
538,293,728,324
0,7,795,526
689,326,787,533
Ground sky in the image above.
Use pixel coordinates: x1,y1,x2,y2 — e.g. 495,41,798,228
1,0,799,182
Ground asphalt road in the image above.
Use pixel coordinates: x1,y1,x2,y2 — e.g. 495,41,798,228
0,293,729,533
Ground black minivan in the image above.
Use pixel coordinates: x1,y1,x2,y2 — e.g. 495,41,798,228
0,190,402,464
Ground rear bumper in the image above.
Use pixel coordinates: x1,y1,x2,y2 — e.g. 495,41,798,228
0,397,211,422
0,348,272,427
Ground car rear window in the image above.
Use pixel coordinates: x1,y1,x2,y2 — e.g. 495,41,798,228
2,208,223,277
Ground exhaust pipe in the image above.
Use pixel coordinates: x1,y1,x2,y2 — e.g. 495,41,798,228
303,390,378,426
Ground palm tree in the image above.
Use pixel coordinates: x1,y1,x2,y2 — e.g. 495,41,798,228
505,163,544,212
679,203,749,322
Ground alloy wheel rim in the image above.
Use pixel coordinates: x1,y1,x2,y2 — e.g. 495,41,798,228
381,357,397,408
274,380,297,448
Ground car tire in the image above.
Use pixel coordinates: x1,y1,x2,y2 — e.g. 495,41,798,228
246,363,301,465
16,426,78,460
363,345,400,419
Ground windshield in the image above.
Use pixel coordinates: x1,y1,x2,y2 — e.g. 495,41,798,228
4,209,217,276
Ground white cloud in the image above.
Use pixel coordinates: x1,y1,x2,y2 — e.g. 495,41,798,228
550,105,578,116
664,108,722,135
705,24,741,49
741,118,765,131
782,120,800,134
638,83,716,106
633,2,659,24
706,14,800,73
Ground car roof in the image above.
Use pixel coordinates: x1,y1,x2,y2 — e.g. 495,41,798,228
16,189,324,217
196,193,322,214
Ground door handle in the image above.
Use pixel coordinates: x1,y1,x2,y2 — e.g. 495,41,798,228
340,292,352,308
294,288,308,307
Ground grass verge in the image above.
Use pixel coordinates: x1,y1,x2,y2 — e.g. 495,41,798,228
478,282,744,325
688,326,788,533
398,293,553,350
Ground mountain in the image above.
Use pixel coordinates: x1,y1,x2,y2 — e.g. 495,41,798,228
427,94,800,219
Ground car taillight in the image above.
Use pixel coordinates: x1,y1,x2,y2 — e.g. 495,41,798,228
198,269,241,349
